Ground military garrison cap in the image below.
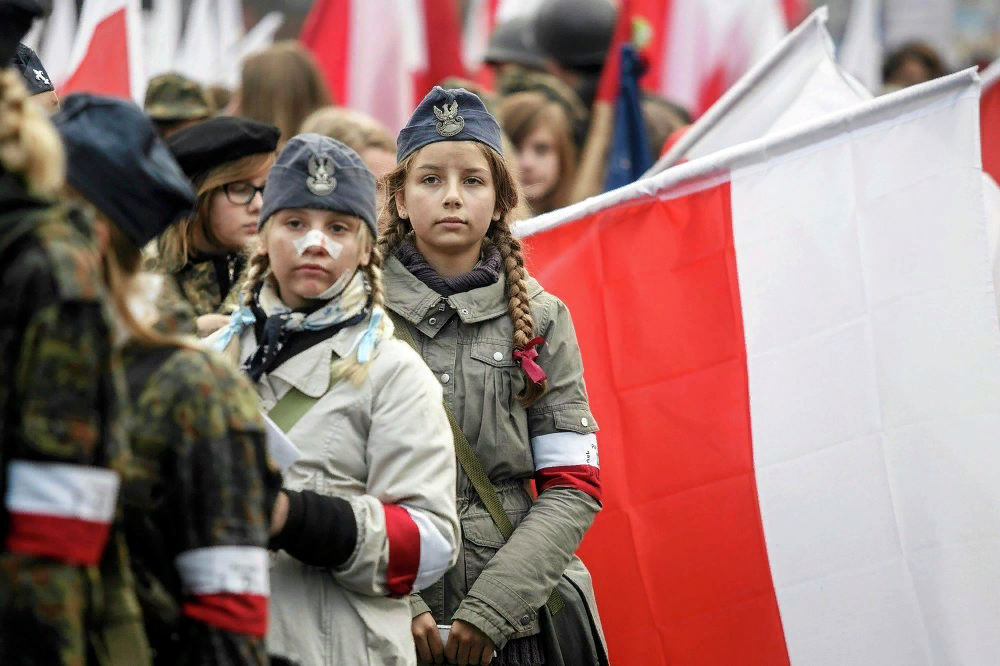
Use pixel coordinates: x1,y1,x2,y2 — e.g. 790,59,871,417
10,44,53,94
166,116,279,183
396,86,504,162
260,134,377,236
534,0,616,68
54,94,196,248
483,16,546,71
144,72,214,121
0,0,42,64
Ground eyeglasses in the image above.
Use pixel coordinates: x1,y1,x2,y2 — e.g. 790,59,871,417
222,181,266,206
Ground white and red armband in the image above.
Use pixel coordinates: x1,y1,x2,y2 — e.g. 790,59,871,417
175,546,270,637
531,432,602,503
4,460,120,566
382,504,454,597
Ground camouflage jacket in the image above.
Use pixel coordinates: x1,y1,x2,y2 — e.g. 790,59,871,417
0,183,143,666
121,342,281,666
153,253,247,320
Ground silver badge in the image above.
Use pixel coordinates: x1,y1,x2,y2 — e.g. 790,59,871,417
433,100,465,138
34,69,49,85
306,153,337,196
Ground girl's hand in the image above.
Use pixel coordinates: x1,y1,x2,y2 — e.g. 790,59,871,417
269,491,289,537
412,612,445,664
444,619,495,666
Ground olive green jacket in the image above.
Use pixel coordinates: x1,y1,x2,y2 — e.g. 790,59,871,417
384,257,604,650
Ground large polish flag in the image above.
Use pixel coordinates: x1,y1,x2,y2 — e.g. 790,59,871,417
60,0,144,102
647,7,871,176
516,69,1000,665
301,0,466,133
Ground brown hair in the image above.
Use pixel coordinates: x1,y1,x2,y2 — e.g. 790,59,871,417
498,91,578,214
239,42,332,147
300,106,396,154
0,68,64,195
156,152,274,271
379,143,547,405
243,218,388,385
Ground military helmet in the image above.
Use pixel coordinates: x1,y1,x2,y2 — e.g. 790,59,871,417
144,73,214,122
533,0,617,69
483,16,546,71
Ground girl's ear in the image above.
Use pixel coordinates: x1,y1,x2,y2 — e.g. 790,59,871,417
395,191,409,220
492,207,502,222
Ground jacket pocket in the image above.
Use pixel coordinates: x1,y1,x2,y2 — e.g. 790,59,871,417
461,508,527,593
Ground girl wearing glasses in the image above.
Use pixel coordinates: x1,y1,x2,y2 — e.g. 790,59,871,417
152,117,280,337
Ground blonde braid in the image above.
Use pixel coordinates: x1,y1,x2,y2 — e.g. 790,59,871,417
0,69,63,195
332,228,390,386
490,222,547,406
241,240,271,306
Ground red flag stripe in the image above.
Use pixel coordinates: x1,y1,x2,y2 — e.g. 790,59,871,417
6,513,113,566
183,594,268,637
59,8,131,98
300,0,351,105
981,64,1000,185
523,180,790,665
383,502,421,597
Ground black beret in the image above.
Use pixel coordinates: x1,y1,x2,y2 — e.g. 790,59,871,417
54,93,197,248
397,86,504,163
166,116,280,183
11,44,53,94
0,0,42,64
260,134,376,237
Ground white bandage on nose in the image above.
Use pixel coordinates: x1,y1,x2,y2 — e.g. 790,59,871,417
293,228,343,259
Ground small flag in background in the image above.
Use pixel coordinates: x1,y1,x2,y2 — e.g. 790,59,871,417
517,70,1000,666
60,0,144,102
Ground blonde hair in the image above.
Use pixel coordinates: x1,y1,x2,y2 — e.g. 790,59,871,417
498,91,578,214
378,143,547,405
243,217,389,386
299,106,396,154
239,42,332,147
0,68,64,195
156,152,275,271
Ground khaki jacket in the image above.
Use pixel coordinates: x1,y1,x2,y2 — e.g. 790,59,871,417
210,314,460,666
384,257,604,650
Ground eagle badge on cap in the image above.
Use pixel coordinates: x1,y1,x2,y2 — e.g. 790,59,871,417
433,101,465,138
306,153,337,196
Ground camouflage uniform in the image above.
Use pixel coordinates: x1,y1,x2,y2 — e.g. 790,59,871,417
153,253,247,320
0,175,143,666
144,73,214,137
120,342,281,666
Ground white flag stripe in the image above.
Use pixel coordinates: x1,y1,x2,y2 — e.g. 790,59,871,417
732,72,1000,664
531,432,600,470
175,546,270,596
983,58,1000,91
6,461,119,523
405,507,455,591
41,0,77,86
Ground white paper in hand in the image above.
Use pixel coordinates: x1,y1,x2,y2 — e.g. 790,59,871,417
262,413,303,472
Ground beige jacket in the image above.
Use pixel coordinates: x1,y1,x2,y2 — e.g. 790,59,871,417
210,314,459,666
384,257,605,651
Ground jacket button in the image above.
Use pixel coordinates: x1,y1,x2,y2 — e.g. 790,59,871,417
520,614,531,626
437,302,446,311
493,351,503,361
441,373,451,384
581,417,589,427
461,308,470,316
429,317,438,325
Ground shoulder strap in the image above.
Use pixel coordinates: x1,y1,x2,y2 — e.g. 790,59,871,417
389,313,564,614
268,388,320,434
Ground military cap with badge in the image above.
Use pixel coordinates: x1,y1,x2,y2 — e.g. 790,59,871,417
396,86,505,163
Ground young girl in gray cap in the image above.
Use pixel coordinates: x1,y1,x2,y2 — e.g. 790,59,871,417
210,133,459,666
381,87,607,666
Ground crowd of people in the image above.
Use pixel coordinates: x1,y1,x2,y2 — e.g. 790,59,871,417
0,0,973,664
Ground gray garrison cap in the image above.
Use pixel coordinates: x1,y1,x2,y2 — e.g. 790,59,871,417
396,86,504,163
260,133,377,236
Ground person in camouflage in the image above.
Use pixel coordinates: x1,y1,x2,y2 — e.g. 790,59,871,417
151,117,279,337
55,92,283,666
0,4,138,664
143,72,214,138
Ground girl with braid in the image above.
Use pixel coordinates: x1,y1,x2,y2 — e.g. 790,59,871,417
208,134,459,666
381,87,606,666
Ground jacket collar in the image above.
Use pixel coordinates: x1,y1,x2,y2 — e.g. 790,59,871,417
384,255,542,325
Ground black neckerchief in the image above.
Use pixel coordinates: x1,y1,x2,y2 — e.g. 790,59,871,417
395,238,502,296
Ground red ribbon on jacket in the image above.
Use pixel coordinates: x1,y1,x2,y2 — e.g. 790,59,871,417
514,337,548,384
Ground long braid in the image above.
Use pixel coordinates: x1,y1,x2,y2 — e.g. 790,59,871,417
333,228,390,386
0,69,63,195
490,222,547,405
241,238,271,306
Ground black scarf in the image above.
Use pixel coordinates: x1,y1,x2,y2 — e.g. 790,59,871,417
396,238,503,296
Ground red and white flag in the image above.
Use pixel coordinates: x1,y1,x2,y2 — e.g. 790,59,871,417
635,0,787,117
517,69,1000,665
301,0,466,133
980,59,1000,186
60,0,144,102
648,7,871,176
